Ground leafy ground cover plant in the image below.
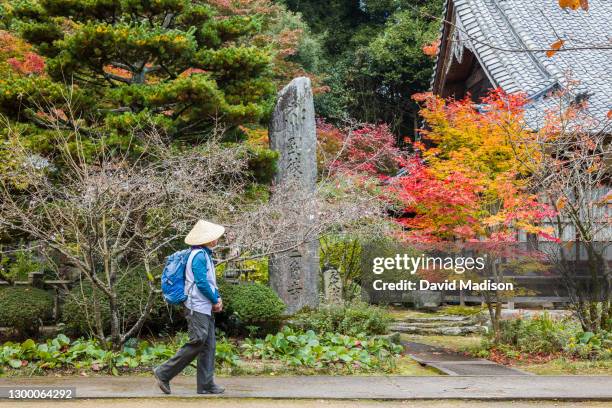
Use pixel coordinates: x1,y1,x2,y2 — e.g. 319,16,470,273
474,314,611,363
0,333,238,376
290,302,391,336
566,331,612,360
241,326,402,370
1,328,403,376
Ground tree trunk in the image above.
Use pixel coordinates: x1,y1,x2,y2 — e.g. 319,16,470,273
487,300,501,343
108,290,122,350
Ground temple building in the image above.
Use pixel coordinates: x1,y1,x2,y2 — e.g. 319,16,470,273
430,0,611,130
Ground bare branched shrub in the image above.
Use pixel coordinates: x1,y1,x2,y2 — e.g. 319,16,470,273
0,110,389,346
225,177,389,261
506,81,611,332
0,121,250,347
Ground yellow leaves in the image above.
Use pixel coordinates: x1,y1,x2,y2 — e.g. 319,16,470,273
241,125,269,147
585,163,600,173
154,34,169,43
558,0,588,10
521,223,549,235
555,196,567,210
558,0,580,9
482,213,506,227
607,109,612,119
546,39,565,58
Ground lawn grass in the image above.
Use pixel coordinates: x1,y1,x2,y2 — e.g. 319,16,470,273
517,358,612,375
401,333,612,375
400,334,483,354
394,355,441,376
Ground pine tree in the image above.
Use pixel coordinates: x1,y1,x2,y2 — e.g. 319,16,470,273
2,0,276,145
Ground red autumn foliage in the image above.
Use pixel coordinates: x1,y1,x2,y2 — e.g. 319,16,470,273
391,156,485,241
317,120,402,177
7,52,45,76
1,31,46,76
486,348,565,366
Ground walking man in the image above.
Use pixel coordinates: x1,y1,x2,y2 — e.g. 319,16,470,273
154,220,226,395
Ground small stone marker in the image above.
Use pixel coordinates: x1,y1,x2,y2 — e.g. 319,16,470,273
323,266,343,304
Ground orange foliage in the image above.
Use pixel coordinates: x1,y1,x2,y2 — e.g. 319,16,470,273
0,31,28,58
422,39,440,57
179,68,208,77
103,65,131,80
546,39,565,58
211,0,324,93
558,0,586,10
390,89,555,242
240,126,269,147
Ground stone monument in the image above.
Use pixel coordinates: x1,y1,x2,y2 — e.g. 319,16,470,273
323,266,343,304
268,77,319,314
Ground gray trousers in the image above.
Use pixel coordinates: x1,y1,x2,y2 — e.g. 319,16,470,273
156,309,216,391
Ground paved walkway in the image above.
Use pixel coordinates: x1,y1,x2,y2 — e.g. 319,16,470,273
2,397,611,408
1,375,611,400
403,341,529,376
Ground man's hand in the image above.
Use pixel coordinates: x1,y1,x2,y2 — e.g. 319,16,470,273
212,298,223,313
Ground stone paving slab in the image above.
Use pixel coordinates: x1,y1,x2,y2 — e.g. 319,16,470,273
1,375,611,400
404,342,530,376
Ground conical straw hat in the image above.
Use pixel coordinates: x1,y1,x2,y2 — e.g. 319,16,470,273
184,220,225,246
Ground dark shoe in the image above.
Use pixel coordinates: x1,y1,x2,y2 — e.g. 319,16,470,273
198,384,225,394
153,368,171,395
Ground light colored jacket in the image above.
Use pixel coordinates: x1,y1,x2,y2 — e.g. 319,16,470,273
184,248,218,316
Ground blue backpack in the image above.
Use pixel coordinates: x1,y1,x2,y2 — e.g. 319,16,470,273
161,249,192,305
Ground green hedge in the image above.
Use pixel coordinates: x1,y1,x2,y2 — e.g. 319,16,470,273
218,281,285,334
246,145,279,184
0,287,53,336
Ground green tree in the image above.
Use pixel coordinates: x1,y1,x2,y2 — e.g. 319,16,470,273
348,5,442,135
283,0,442,135
2,0,276,145
281,0,368,57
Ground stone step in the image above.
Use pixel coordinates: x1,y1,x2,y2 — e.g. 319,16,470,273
399,315,475,323
392,320,476,328
389,323,487,336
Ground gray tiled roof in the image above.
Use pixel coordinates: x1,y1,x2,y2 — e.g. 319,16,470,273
434,0,612,129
